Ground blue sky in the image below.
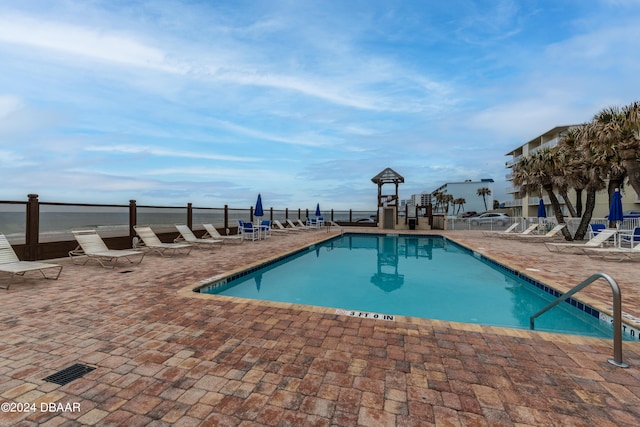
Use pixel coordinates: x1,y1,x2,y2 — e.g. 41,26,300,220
1,0,640,210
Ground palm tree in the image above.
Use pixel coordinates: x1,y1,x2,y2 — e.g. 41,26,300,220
511,148,573,241
557,128,588,217
476,187,491,211
593,107,627,198
620,101,640,195
453,198,466,215
431,190,443,213
441,194,454,215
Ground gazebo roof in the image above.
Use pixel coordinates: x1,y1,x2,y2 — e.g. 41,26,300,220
371,168,404,184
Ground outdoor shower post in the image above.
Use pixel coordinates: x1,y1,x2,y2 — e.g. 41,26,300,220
187,203,193,230
25,194,39,261
129,200,137,246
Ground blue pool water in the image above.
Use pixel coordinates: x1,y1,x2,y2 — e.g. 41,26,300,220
199,234,617,338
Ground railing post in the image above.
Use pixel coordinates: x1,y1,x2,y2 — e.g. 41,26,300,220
224,205,229,230
349,210,353,222
187,203,193,229
250,206,254,222
298,208,301,220
25,194,39,261
269,207,273,221
285,208,289,220
331,209,334,222
129,200,137,246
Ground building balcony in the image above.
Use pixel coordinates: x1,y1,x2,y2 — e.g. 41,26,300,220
503,199,522,208
505,155,522,167
505,186,520,194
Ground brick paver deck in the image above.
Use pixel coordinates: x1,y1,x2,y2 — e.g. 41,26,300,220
1,228,639,426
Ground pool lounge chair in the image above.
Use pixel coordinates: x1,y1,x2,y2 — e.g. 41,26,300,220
495,223,539,239
1,233,62,289
482,222,522,237
202,224,243,244
583,241,640,262
587,223,607,239
544,228,618,254
69,229,145,268
297,219,318,230
287,219,311,231
272,220,296,233
174,224,223,248
133,226,193,256
271,219,294,235
507,224,566,242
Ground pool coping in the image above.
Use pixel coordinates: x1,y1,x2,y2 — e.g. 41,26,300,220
176,231,640,343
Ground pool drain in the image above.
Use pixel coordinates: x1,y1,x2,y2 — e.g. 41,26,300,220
43,363,95,385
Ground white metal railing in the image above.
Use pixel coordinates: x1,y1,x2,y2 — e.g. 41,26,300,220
505,155,522,167
503,199,522,208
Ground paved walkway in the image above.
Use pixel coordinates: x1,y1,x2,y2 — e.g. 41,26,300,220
1,228,639,426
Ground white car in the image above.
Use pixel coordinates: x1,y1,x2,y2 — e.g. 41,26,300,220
469,213,510,226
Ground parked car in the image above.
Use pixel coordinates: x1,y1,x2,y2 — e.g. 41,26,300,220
460,211,478,218
469,212,510,226
356,218,376,223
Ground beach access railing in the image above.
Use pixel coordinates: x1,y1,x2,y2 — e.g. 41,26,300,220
0,194,378,261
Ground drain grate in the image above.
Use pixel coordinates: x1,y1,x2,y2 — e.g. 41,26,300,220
43,363,95,386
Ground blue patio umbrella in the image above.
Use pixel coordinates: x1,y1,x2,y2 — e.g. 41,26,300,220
254,193,264,222
537,199,546,219
315,203,321,217
609,189,623,227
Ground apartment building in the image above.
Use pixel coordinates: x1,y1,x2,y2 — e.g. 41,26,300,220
505,125,640,217
432,179,495,215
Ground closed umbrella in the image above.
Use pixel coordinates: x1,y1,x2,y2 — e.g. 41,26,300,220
315,203,321,217
253,194,265,238
537,199,546,219
608,189,623,228
254,193,264,222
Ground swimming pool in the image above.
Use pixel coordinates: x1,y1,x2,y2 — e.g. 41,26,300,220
198,234,621,338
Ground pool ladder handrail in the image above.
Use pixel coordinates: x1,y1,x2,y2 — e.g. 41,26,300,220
529,272,629,368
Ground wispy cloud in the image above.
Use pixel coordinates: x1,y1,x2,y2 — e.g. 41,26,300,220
1,1,639,208
84,144,260,162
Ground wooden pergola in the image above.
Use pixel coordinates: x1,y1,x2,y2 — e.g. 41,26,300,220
371,167,404,207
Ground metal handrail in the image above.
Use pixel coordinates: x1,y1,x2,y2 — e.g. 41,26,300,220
529,272,628,368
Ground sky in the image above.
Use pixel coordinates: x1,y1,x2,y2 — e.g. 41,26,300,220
1,0,640,210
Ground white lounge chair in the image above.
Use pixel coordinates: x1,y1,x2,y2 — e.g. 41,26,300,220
296,219,318,230
482,222,522,237
287,219,311,231
274,220,300,232
271,220,293,233
495,223,539,239
507,224,567,242
202,224,243,243
133,226,192,256
545,228,618,254
175,224,222,248
1,234,62,289
583,241,640,262
69,229,145,268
